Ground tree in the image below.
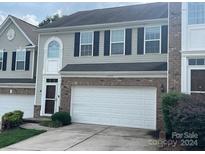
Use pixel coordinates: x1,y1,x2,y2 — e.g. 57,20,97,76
39,14,62,27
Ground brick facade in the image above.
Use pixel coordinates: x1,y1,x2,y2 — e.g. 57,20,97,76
191,93,205,102
34,105,41,118
60,77,167,130
0,87,35,95
168,2,182,92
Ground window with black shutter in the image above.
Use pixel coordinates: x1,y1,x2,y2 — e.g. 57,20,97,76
16,50,26,70
2,51,7,71
110,29,125,55
125,29,132,55
161,25,168,54
80,32,93,56
93,31,100,56
137,27,144,55
74,32,80,57
11,51,16,71
25,51,30,71
104,30,110,56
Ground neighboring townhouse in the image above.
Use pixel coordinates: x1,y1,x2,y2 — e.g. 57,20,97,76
0,15,38,118
181,3,205,98
169,2,205,97
35,2,168,130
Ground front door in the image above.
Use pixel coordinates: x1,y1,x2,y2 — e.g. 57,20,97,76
43,78,59,115
45,84,57,114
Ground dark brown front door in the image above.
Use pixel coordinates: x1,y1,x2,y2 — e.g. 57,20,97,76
45,85,56,114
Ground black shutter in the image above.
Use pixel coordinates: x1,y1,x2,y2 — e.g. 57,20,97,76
25,51,30,71
161,25,168,54
93,31,100,56
104,30,110,56
74,32,80,57
2,52,7,71
11,52,16,71
137,27,144,55
125,29,132,55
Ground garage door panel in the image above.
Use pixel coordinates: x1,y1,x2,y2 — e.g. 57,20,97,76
73,110,147,119
73,106,147,116
73,100,152,109
73,102,146,109
0,95,34,119
71,86,157,129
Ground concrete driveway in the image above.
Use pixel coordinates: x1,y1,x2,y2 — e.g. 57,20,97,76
2,123,157,151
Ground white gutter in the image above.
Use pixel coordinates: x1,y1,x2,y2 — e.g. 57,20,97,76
60,71,167,78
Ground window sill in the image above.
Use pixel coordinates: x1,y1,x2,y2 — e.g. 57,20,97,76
15,70,26,72
144,52,161,55
191,91,205,94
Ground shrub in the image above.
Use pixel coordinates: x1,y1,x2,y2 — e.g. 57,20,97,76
1,110,24,131
51,112,71,126
161,92,185,136
40,120,62,128
169,95,205,147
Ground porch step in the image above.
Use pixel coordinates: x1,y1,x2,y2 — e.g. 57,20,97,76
23,117,51,123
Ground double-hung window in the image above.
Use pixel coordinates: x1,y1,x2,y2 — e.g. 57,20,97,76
80,32,93,56
0,50,3,70
188,3,205,25
145,26,161,53
16,49,26,70
111,29,125,55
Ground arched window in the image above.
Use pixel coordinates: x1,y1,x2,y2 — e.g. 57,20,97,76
48,40,60,58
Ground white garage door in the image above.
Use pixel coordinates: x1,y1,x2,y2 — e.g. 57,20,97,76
0,95,34,119
71,86,157,130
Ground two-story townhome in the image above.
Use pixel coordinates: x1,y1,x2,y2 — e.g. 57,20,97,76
181,3,205,98
35,2,168,130
0,15,38,118
2,2,202,133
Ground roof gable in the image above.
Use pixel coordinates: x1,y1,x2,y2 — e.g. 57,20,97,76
0,15,38,45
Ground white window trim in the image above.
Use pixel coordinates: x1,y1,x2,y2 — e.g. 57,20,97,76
144,26,161,54
110,29,126,56
41,75,61,116
15,49,26,71
79,31,94,57
0,49,4,71
43,36,63,75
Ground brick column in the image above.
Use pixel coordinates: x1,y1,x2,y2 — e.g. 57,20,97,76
168,2,182,92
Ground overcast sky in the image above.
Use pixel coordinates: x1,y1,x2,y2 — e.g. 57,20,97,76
0,2,141,26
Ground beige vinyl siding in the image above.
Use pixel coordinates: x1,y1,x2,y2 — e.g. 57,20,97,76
0,23,34,79
39,28,167,67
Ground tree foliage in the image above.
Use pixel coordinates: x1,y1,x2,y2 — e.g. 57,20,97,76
39,14,62,27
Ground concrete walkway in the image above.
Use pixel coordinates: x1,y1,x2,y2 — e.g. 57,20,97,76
20,123,54,131
1,123,157,151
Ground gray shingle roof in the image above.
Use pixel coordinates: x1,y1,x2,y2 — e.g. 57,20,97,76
10,15,38,45
61,62,167,72
41,2,168,29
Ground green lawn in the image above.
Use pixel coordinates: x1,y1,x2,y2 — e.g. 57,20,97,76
0,128,46,149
